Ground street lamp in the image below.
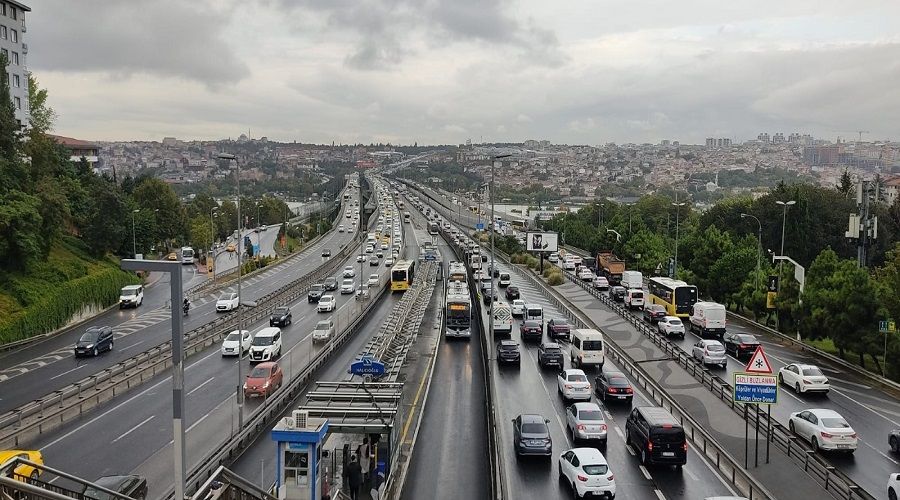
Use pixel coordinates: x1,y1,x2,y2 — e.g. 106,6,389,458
131,209,140,258
210,210,219,285
489,154,512,363
740,213,762,291
218,152,246,432
256,201,263,253
774,200,796,331
672,201,686,277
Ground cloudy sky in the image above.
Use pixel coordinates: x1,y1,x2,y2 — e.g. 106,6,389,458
26,0,900,145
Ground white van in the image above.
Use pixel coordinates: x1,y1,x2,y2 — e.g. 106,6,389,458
621,270,643,290
525,304,544,325
498,273,511,288
119,285,144,309
625,289,645,310
570,328,605,369
689,302,727,339
493,302,513,336
249,327,282,363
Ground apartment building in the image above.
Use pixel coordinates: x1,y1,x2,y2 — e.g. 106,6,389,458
0,0,28,128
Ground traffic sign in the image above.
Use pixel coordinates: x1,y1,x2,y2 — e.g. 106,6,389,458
476,222,485,231
879,320,896,333
349,355,386,376
744,345,773,374
733,373,778,404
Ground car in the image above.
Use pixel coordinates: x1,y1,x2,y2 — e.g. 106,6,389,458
891,430,900,454
511,299,526,317
657,316,685,338
557,369,592,401
367,273,380,287
537,342,564,369
498,272,511,288
308,283,325,302
573,255,583,267
609,286,627,302
338,225,345,232
497,339,521,365
340,279,356,294
504,286,520,300
166,252,178,261
343,266,356,278
559,448,616,500
226,243,236,252
357,254,367,263
723,333,761,359
365,245,374,254
512,414,552,458
643,304,667,324
565,402,608,446
83,475,149,500
384,257,395,267
269,306,292,327
563,258,577,271
75,326,114,357
625,406,688,467
0,450,44,482
221,329,251,357
595,370,634,403
691,339,727,368
592,276,609,290
312,319,335,342
483,290,498,305
249,327,282,363
578,267,595,281
323,276,338,291
370,257,380,266
546,318,571,341
321,248,332,258
243,361,283,398
118,285,144,308
548,252,559,263
376,250,385,259
789,409,857,453
889,474,900,500
778,363,830,394
317,295,336,312
216,292,240,312
520,320,543,342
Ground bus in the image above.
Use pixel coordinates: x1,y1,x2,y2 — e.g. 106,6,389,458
391,260,416,292
403,212,411,223
445,281,472,338
511,219,528,231
448,261,468,284
428,222,439,235
180,246,195,265
647,277,698,318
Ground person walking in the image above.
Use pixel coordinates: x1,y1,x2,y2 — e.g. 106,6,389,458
357,438,371,485
345,455,362,500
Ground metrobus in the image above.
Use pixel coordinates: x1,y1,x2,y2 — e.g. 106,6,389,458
180,246,195,265
448,261,468,283
390,260,416,292
428,222,439,235
647,277,698,318
445,281,472,338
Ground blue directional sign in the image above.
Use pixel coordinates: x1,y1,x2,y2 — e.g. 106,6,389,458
733,373,777,404
476,223,485,231
349,355,386,376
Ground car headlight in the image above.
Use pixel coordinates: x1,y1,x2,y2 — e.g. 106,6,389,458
86,344,94,349
263,381,270,388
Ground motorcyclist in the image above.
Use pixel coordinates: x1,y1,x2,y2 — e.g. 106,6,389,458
182,298,190,314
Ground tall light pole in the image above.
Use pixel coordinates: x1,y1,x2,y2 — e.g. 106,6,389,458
775,200,796,331
256,201,263,255
672,201,686,278
210,210,219,285
490,154,512,362
131,209,140,257
740,213,762,291
218,153,245,431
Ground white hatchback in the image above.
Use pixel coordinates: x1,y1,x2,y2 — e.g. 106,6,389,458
317,295,336,312
511,299,526,317
557,369,592,401
216,292,239,312
221,330,251,357
559,448,616,499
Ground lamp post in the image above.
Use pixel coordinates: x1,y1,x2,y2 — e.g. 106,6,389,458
131,209,140,257
490,154,512,362
218,153,245,431
775,200,796,331
740,213,762,291
210,209,219,285
672,201,686,277
256,201,263,253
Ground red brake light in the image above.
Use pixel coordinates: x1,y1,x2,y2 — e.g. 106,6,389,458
662,424,673,428
739,343,747,349
577,474,588,482
608,387,617,393
647,441,653,451
577,424,586,431
820,432,833,439
607,474,615,481
625,387,633,393
682,442,688,452
600,424,608,431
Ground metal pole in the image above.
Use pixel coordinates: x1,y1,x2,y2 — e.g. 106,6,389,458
884,330,888,378
766,404,771,464
754,404,760,467
744,404,748,469
490,160,496,354
132,210,138,257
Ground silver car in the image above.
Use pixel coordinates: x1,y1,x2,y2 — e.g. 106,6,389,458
565,402,608,446
692,339,727,368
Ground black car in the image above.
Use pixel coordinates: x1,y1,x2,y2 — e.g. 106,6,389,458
483,291,499,305
505,286,520,300
321,248,332,257
520,320,543,342
643,304,667,324
546,318,571,341
497,340,520,365
84,475,148,500
890,430,900,453
75,326,114,357
537,342,564,369
269,306,292,327
609,286,627,302
595,370,633,403
723,333,760,359
307,283,324,303
323,277,338,291
625,406,687,467
512,414,552,458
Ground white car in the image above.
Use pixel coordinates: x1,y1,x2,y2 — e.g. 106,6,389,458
778,363,830,394
248,327,281,363
221,330,251,357
548,252,559,264
381,243,389,251
343,266,356,278
312,319,335,342
384,257,395,267
563,259,577,271
559,448,616,499
557,369,592,401
357,254,367,263
592,276,609,290
367,274,380,287
565,402,608,445
691,339,727,367
216,292,239,312
317,295,336,312
573,256,583,267
578,268,594,281
340,279,356,294
788,409,857,453
365,245,374,254
338,224,345,232
658,316,686,338
888,473,900,500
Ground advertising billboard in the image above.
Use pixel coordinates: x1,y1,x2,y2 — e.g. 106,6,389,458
526,232,559,252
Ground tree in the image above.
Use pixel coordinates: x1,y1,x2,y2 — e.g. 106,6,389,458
27,74,56,136
133,178,187,245
0,190,43,269
188,215,212,252
81,180,127,254
708,245,757,305
837,170,853,197
623,229,669,275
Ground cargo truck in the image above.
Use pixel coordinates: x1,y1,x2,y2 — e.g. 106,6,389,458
597,252,625,285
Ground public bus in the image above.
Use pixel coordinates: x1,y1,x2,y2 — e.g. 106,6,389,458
390,260,416,292
445,281,472,338
511,219,528,231
428,222,440,235
647,277,698,318
180,246,195,265
448,261,468,284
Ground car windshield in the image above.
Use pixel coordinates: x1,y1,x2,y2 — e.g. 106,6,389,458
568,373,588,382
249,366,270,378
521,423,547,434
225,332,242,341
311,284,323,291
499,343,517,351
582,464,609,475
273,308,288,315
802,367,824,377
578,410,604,421
738,335,758,343
252,336,274,346
543,346,562,354
524,321,540,329
316,321,330,329
583,340,603,350
121,289,137,296
669,319,682,326
821,418,850,428
219,293,234,300
79,331,99,342
552,319,569,327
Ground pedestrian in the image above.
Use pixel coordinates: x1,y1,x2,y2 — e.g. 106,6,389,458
345,454,362,500
369,471,385,500
358,438,371,484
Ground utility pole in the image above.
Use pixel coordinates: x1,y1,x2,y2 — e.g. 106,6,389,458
672,196,686,278
846,180,879,268
775,200,796,331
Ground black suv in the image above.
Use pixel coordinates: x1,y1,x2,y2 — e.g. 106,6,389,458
625,406,687,467
520,320,543,343
537,342,564,369
497,340,520,365
483,291,498,305
75,326,114,357
609,286,627,302
270,306,292,327
504,286,520,300
323,276,338,291
512,414,552,458
595,370,633,403
307,284,325,303
643,304,667,324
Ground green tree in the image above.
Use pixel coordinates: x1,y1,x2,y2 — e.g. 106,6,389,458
27,74,56,136
0,190,43,269
188,215,212,252
708,244,757,305
133,178,187,245
623,229,669,275
81,180,127,254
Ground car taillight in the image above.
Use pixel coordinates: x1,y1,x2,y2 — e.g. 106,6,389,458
849,433,857,438
577,424,586,431
647,441,653,451
739,343,747,349
682,442,688,452
625,387,633,393
600,424,608,431
820,432,833,439
607,474,615,481
577,474,588,482
565,384,573,389
608,387,617,393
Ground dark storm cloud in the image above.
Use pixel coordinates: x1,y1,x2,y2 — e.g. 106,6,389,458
29,1,248,85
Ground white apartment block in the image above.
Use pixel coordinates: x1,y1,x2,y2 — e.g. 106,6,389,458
0,1,28,128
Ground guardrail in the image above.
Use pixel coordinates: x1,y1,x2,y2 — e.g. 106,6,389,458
560,270,875,500
0,235,362,450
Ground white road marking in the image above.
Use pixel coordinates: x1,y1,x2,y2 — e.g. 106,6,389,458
614,426,624,440
654,489,666,500
831,388,900,427
683,464,699,481
625,444,636,456
119,339,148,352
639,465,652,480
187,376,215,396
827,377,871,390
111,415,154,443
864,441,900,465
49,364,87,380
185,412,210,433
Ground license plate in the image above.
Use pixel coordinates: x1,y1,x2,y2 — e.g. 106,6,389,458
662,452,675,457
836,444,851,449
617,396,627,399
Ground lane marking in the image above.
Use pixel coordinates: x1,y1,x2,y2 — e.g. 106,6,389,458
864,441,900,465
830,388,900,427
639,465,652,480
119,339,148,352
112,415,154,443
49,364,86,380
187,376,215,396
186,412,210,434
654,489,666,500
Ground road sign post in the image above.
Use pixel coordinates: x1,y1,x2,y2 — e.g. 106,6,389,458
733,345,776,469
879,319,895,377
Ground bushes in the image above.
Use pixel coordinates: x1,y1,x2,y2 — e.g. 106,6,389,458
547,271,565,286
241,255,277,275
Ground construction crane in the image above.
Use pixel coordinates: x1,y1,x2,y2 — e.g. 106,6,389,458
856,130,870,142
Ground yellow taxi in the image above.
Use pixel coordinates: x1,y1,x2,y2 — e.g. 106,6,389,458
0,450,43,481
166,252,178,261
226,243,236,253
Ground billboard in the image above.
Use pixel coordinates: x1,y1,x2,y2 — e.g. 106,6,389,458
526,232,559,252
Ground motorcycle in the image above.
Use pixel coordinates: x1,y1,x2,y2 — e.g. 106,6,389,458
182,300,191,316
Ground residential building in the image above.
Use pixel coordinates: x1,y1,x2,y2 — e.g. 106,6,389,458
49,134,100,170
0,1,29,128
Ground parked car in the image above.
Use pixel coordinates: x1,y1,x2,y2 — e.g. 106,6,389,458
323,276,338,291
497,340,521,365
559,448,616,500
118,285,144,309
723,333,761,359
546,318,572,341
566,402,608,446
317,295,336,312
312,319,335,342
592,276,609,291
788,409,857,453
520,320,543,343
691,339,727,368
512,414,552,458
504,285,520,300
307,284,325,302
625,406,688,467
75,326,114,357
269,306,292,327
321,248,332,258
216,292,239,312
778,363,830,395
243,361,283,398
511,299,526,317
221,329,251,357
595,370,634,403
609,286,627,302
643,304,667,324
537,342,564,369
657,316,685,338
0,450,43,482
557,369,592,401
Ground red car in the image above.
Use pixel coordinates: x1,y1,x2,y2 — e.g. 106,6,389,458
520,320,543,342
546,318,571,341
243,362,283,398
